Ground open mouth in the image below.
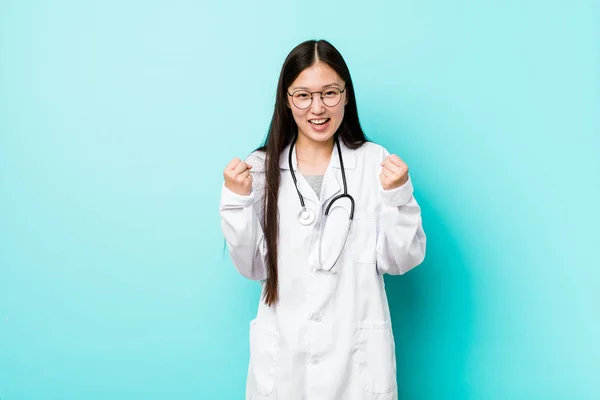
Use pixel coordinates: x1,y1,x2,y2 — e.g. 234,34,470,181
309,118,330,126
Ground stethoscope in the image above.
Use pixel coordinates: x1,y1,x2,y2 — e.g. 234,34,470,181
288,135,355,271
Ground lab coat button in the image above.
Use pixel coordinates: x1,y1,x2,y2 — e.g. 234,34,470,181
311,315,322,322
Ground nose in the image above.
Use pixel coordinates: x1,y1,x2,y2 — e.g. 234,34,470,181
310,94,325,114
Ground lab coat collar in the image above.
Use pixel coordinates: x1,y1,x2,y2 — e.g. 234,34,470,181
279,138,356,206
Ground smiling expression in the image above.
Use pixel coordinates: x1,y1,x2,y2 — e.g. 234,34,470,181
287,62,347,145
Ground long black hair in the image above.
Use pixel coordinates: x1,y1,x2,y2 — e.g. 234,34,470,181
259,39,368,306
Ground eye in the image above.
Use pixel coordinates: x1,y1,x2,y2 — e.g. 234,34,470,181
324,89,338,97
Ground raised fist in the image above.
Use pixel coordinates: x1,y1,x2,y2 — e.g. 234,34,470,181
224,158,253,196
380,154,409,190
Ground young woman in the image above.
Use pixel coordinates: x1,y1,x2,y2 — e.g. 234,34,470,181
220,39,426,400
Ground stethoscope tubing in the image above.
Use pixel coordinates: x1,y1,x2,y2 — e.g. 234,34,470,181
288,134,355,271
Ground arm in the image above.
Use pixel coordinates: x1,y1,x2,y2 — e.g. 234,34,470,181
375,147,426,275
219,156,268,281
376,175,426,275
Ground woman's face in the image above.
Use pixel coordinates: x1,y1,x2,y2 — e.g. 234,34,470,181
287,62,347,146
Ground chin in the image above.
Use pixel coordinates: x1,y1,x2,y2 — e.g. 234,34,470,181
305,132,334,143
301,123,339,143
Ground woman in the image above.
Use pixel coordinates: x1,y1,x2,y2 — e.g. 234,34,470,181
220,39,426,400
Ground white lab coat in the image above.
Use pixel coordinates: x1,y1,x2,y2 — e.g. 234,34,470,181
220,141,426,400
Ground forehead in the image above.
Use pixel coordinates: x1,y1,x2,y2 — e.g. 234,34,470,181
290,62,344,90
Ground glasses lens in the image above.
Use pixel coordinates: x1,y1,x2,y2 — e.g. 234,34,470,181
292,91,312,109
322,88,342,107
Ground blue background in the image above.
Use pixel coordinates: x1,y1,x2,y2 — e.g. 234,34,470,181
1,1,599,399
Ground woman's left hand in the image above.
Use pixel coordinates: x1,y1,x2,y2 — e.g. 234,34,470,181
380,154,409,190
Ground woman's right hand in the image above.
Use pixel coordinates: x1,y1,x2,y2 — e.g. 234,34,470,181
224,158,253,196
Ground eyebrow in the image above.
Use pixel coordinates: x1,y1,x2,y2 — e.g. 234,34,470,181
291,83,342,91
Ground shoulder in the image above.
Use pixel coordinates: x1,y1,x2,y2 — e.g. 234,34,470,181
244,149,266,173
355,141,390,161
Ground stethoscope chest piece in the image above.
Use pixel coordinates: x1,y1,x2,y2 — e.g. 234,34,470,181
297,207,316,226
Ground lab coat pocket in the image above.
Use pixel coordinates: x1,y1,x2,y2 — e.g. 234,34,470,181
352,212,378,264
248,319,280,397
356,321,397,394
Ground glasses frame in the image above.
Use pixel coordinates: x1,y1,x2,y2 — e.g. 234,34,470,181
287,86,347,110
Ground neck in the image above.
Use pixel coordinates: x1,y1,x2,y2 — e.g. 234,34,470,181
295,134,335,175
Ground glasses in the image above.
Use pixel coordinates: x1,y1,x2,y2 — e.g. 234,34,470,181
287,87,346,109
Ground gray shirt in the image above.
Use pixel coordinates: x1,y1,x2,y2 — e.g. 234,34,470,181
303,175,324,199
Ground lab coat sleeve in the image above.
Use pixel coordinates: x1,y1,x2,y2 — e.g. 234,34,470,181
376,161,427,275
219,174,268,281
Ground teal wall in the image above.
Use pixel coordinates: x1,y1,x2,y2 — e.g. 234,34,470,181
1,1,598,399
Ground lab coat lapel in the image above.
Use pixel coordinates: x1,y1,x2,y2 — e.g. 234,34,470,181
321,140,356,205
280,143,320,205
279,139,357,207
320,164,341,206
